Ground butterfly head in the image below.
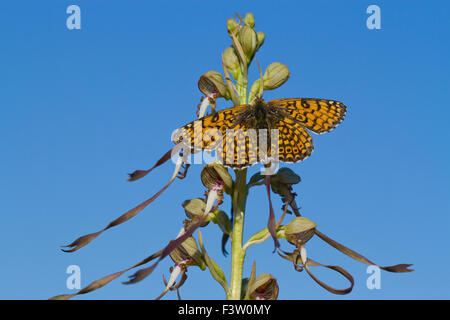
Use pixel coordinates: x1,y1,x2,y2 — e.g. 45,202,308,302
251,95,266,106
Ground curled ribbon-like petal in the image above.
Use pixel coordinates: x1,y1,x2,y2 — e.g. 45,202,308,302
61,156,186,253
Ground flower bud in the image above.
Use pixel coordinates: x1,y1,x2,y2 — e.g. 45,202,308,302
256,31,265,50
244,12,255,28
182,198,210,226
226,18,239,35
248,79,261,103
201,162,233,194
199,71,231,100
263,62,290,90
285,217,317,244
238,25,258,63
169,236,206,270
223,47,241,79
247,273,279,300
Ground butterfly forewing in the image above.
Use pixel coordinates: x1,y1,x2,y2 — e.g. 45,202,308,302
172,104,249,151
268,98,346,134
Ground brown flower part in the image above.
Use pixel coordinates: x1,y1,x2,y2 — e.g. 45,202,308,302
127,143,184,181
278,217,413,295
265,174,280,251
123,183,224,285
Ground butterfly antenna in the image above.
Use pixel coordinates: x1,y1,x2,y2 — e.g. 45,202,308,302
255,56,264,99
234,12,244,26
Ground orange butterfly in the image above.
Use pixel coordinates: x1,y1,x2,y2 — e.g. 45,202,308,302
172,97,346,169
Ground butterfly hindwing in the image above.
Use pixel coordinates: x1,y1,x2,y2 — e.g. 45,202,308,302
276,117,314,163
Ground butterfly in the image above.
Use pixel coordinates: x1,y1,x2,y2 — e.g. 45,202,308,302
172,98,347,169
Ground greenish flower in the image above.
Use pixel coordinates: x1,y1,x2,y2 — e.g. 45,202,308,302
199,71,231,100
247,273,279,300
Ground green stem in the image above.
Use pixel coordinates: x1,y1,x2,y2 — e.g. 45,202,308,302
227,64,249,300
228,168,247,299
236,74,248,103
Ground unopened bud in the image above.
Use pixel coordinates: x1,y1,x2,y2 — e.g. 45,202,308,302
244,13,255,28
238,25,258,63
256,31,265,50
263,62,290,90
248,79,261,103
226,18,239,35
223,47,241,79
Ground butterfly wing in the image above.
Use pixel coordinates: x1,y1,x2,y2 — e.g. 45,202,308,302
172,104,249,151
268,98,346,134
276,117,314,163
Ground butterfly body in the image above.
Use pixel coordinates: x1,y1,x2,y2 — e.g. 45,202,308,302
230,98,285,131
173,98,346,169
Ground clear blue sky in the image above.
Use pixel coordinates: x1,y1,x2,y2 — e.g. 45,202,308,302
1,0,449,300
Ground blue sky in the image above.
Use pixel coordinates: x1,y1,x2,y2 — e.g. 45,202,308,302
1,0,449,300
